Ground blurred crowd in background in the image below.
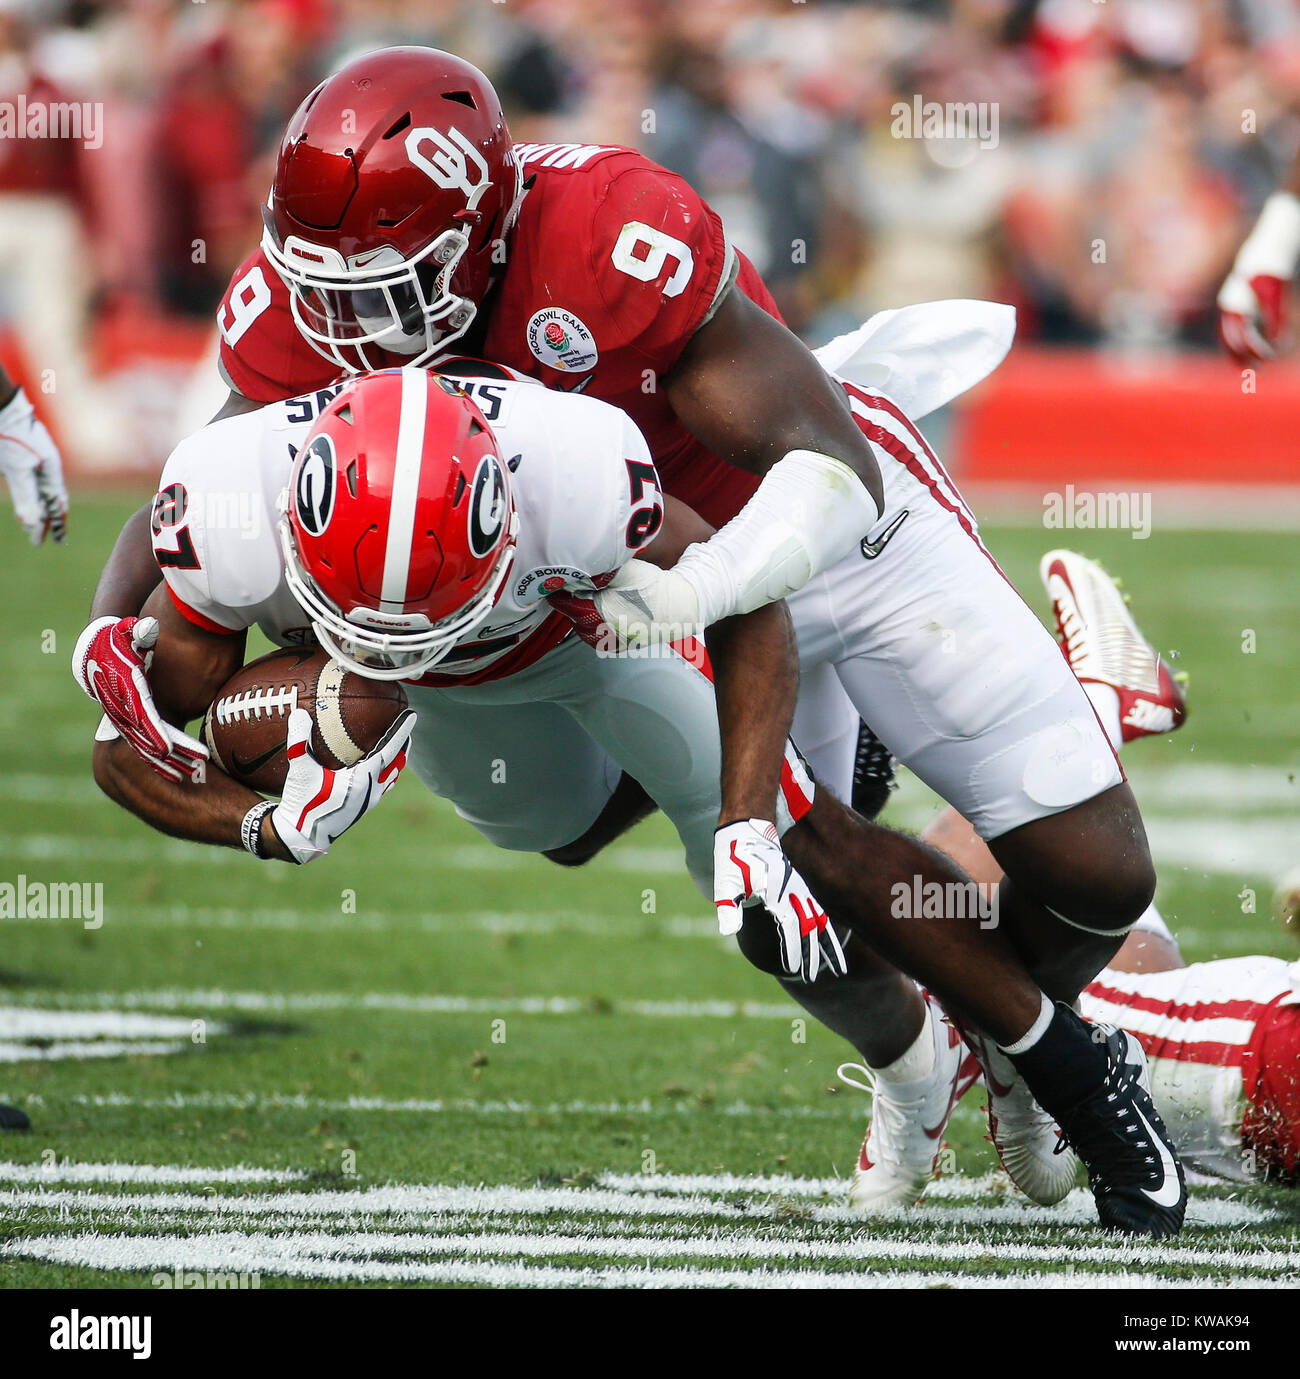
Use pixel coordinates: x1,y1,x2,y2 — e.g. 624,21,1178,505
1,0,1298,462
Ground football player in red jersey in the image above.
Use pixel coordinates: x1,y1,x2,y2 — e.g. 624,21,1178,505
79,47,1181,1230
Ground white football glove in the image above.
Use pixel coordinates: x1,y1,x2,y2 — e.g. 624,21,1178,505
73,615,209,784
270,706,415,864
713,818,848,984
0,386,67,544
1217,192,1300,364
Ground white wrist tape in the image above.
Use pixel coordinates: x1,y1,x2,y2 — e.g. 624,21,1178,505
1234,192,1300,281
675,450,881,625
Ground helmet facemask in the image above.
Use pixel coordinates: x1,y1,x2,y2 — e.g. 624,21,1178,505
263,213,480,373
277,499,519,681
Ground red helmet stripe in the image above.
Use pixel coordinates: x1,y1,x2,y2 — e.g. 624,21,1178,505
380,369,429,610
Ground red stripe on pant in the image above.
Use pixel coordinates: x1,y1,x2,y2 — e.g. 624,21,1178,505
1086,981,1277,1028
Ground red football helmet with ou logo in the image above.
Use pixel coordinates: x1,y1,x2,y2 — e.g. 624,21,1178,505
278,368,518,680
262,46,525,371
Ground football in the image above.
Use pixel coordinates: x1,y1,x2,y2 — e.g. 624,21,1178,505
201,646,409,795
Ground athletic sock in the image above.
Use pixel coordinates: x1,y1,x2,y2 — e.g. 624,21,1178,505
1001,1002,1106,1117
998,991,1054,1056
1083,682,1124,752
873,1002,937,1084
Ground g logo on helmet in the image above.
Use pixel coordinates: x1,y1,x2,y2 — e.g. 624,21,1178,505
294,434,337,536
467,453,507,558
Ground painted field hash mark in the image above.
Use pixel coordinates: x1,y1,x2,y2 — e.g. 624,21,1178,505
1,1163,1296,1288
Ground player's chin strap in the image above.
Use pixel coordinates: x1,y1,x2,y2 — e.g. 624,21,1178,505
595,449,881,646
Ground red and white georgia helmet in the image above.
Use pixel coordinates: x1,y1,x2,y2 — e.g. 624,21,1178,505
262,46,525,371
278,367,518,680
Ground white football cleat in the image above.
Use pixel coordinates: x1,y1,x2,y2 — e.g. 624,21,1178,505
1040,550,1187,743
962,1026,1079,1206
839,994,965,1212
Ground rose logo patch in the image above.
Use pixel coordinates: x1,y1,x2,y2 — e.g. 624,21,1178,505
526,308,598,373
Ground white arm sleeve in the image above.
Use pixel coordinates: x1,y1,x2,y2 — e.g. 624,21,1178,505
674,449,881,625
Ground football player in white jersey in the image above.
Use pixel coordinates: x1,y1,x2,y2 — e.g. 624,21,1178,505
84,364,1189,1236
91,364,841,972
1079,919,1300,1188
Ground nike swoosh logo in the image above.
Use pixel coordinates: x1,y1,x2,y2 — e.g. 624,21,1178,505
922,1057,963,1140
860,509,909,559
1134,1102,1183,1208
230,739,288,777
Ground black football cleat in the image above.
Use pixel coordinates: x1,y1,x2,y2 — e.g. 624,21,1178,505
0,1102,31,1131
1056,1022,1187,1239
850,719,896,821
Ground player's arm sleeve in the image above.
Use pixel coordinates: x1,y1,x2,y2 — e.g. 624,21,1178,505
589,164,736,377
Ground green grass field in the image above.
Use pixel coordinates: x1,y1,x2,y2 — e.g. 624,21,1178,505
1,493,1297,1288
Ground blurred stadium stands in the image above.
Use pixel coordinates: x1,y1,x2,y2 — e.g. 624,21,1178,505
1,0,1297,480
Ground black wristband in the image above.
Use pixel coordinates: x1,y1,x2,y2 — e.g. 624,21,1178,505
240,800,276,858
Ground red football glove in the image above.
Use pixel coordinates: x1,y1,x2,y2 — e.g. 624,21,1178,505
72,615,208,784
1217,272,1287,364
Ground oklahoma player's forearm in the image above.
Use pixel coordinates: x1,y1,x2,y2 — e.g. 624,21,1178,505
667,289,883,507
707,601,799,825
633,291,884,629
92,737,292,861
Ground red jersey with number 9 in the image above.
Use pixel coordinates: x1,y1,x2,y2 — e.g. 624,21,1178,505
217,144,771,528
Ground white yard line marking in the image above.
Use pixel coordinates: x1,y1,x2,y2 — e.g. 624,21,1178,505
16,762,1298,811
0,1010,215,1040
0,1161,305,1185
9,1232,1274,1288
597,1172,1280,1228
0,1039,188,1063
5,834,684,874
15,813,1298,880
0,1009,223,1064
1,1228,1289,1287
18,1091,857,1120
1,989,800,1019
0,1177,1283,1237
0,902,719,938
1137,817,1300,876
